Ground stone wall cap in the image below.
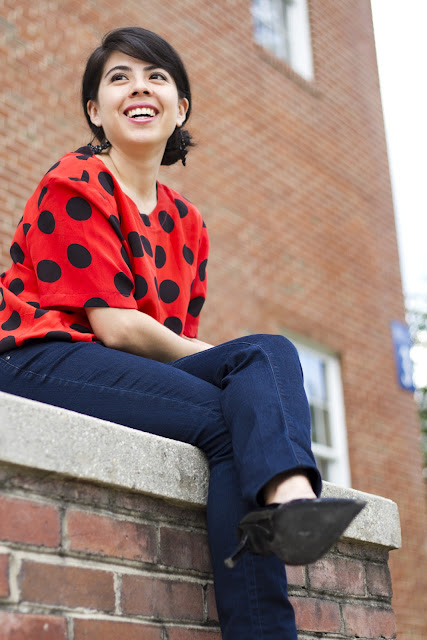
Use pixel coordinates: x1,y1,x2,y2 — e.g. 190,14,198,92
0,390,401,549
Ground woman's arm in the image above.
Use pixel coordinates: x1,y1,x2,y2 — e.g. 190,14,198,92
86,306,213,362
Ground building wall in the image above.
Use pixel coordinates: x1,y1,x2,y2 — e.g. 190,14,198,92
0,1,425,637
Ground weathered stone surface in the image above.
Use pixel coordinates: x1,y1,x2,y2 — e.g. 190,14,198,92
0,391,401,549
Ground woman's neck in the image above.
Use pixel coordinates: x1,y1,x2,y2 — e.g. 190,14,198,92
98,145,163,214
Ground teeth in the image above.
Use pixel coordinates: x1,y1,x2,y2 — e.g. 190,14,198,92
126,107,156,118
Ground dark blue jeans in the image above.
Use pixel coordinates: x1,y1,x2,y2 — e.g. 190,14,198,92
0,334,321,639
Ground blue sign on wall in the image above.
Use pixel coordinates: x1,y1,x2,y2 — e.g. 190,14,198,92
390,320,415,391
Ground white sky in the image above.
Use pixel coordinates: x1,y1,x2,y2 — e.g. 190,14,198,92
371,0,427,303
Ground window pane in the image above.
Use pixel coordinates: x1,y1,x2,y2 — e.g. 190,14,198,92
299,350,327,403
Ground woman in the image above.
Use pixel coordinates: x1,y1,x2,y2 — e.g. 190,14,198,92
0,27,363,639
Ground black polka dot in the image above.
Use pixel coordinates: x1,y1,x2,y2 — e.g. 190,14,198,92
199,259,208,281
183,245,194,265
26,301,40,308
175,199,188,218
45,161,60,174
0,335,16,353
67,244,92,269
34,308,49,319
43,330,72,342
155,245,166,268
159,280,180,303
114,272,133,297
70,323,92,333
84,297,109,307
0,289,5,312
158,210,175,233
140,235,153,257
37,260,62,283
154,276,159,297
18,216,23,225
128,232,144,257
188,296,205,317
164,317,183,335
109,215,124,240
2,310,21,331
23,223,31,236
10,242,25,264
9,278,24,296
134,275,148,300
99,171,114,195
38,210,55,234
38,186,48,208
140,213,151,226
190,279,195,293
66,197,92,221
75,146,91,157
121,247,132,270
69,170,89,183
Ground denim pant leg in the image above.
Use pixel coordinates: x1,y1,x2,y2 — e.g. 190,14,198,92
171,334,321,639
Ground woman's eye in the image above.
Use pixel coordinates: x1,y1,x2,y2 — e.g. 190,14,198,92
150,71,167,81
111,73,127,82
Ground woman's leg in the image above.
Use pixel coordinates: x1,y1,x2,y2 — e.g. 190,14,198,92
0,335,317,639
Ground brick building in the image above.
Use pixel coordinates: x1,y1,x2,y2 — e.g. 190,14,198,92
0,1,425,638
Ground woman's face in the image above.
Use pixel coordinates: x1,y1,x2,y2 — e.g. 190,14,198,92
86,51,189,154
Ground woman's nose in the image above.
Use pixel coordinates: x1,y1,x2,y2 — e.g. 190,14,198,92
130,78,151,97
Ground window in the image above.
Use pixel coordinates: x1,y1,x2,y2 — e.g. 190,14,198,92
295,343,351,486
251,0,314,81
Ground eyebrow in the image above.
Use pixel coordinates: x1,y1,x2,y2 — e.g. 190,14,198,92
104,63,162,79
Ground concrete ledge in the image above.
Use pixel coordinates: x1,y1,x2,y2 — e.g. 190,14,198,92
0,390,401,549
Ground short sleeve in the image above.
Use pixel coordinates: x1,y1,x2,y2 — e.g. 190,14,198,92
27,174,138,311
184,222,209,338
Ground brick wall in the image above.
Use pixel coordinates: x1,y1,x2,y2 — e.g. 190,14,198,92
0,462,397,640
0,1,426,637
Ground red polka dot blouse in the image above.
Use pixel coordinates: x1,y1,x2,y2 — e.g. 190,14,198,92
0,147,208,354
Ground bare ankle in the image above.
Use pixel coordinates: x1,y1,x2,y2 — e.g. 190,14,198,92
264,471,316,505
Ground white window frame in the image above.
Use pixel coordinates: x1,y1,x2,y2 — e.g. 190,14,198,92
251,0,314,81
292,339,351,487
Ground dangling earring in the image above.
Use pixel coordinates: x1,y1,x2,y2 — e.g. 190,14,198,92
179,128,188,166
88,139,111,154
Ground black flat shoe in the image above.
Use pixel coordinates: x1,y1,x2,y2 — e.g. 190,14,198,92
225,498,366,569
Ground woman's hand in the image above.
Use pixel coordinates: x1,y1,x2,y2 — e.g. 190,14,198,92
86,306,212,362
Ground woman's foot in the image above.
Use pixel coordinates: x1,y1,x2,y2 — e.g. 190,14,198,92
225,497,366,568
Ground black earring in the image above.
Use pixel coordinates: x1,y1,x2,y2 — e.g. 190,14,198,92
88,139,111,154
179,129,188,166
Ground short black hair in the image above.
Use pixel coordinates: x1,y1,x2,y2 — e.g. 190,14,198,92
82,27,193,165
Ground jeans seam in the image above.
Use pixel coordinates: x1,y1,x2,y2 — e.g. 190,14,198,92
0,357,221,417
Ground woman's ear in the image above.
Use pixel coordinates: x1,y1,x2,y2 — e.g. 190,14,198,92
176,97,189,128
86,100,102,127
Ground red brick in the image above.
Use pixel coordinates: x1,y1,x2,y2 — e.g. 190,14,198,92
0,612,67,640
121,574,203,621
0,553,9,598
19,560,115,611
166,630,221,640
366,562,393,598
206,583,218,622
286,564,305,588
308,556,365,595
159,527,211,572
291,596,341,633
342,603,397,639
67,509,157,563
74,619,162,640
0,496,60,547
